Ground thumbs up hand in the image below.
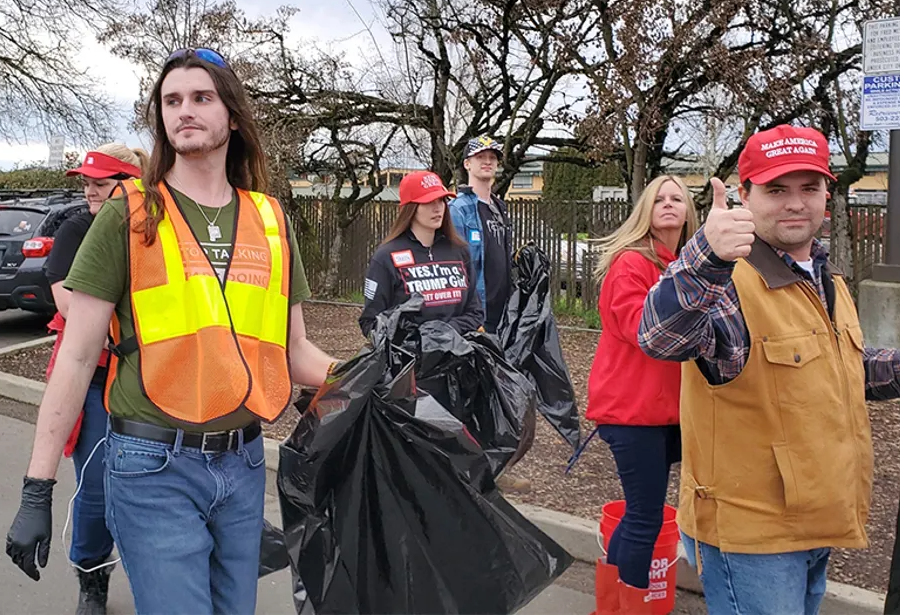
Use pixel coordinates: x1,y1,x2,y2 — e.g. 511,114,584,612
704,178,755,261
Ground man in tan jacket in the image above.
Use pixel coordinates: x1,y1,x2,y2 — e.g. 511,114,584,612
638,124,900,614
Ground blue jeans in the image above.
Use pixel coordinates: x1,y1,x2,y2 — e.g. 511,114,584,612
70,383,115,567
598,424,681,588
104,426,266,615
681,532,830,615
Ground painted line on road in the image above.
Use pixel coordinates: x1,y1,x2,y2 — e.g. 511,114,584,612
0,369,886,613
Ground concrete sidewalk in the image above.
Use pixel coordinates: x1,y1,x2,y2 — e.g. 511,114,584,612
0,408,596,614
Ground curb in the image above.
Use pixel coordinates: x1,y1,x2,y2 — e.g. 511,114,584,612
0,371,46,406
0,369,887,613
0,335,55,356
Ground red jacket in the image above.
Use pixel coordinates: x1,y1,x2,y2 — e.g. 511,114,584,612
586,243,681,426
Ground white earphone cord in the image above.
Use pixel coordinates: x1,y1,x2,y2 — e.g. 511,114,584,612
62,436,121,574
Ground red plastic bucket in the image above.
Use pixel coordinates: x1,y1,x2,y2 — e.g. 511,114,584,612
597,500,680,615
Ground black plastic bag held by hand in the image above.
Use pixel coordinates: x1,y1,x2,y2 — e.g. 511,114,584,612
402,319,537,478
258,520,290,578
6,477,55,581
277,300,572,614
499,243,582,451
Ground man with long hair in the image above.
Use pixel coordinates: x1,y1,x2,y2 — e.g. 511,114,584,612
6,48,337,614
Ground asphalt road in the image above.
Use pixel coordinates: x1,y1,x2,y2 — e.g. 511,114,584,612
0,309,52,349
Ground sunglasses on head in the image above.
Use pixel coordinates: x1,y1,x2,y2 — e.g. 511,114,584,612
165,48,229,70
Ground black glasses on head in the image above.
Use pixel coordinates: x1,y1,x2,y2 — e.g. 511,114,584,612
165,48,229,70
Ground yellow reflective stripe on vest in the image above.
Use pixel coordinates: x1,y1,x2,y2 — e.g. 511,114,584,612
225,192,288,346
251,191,284,295
157,215,185,291
133,214,231,344
131,186,288,347
225,282,288,344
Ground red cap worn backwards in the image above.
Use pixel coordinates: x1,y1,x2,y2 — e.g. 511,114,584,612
398,171,455,207
66,151,142,179
738,125,836,185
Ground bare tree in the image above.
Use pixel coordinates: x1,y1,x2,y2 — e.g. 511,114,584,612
572,0,876,202
98,0,297,131
0,0,121,143
814,45,878,282
380,0,593,195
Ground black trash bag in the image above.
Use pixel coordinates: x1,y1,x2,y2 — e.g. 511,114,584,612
258,520,290,578
277,299,573,614
499,243,581,451
395,318,537,478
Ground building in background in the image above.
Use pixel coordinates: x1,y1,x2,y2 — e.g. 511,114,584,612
289,152,889,204
290,161,547,200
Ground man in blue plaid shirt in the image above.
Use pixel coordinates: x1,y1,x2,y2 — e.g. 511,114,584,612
639,124,900,614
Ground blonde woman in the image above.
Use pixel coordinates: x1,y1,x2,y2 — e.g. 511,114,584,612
585,175,698,589
43,143,146,614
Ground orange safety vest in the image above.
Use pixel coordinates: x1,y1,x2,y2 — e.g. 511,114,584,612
106,179,292,424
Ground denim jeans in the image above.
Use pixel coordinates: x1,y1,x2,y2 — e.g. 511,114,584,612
681,531,830,615
104,425,266,615
597,424,681,588
70,384,115,567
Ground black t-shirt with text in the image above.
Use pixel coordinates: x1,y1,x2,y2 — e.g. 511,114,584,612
477,197,512,330
359,231,484,337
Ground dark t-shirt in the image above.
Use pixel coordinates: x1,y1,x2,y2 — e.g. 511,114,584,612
44,211,109,386
44,211,93,285
358,231,484,337
477,198,512,330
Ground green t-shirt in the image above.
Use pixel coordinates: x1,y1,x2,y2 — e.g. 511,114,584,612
65,186,311,432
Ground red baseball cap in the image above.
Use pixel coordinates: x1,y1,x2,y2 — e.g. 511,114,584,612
738,125,836,185
66,151,142,179
398,171,455,206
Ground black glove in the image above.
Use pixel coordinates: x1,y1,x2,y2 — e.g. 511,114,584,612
6,476,55,581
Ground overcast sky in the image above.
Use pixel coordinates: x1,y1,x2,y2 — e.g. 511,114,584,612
0,1,388,169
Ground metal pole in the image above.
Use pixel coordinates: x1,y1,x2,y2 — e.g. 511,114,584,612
873,129,900,281
886,130,900,265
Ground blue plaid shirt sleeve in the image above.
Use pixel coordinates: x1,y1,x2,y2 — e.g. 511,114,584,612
639,227,900,394
864,347,900,400
638,226,751,384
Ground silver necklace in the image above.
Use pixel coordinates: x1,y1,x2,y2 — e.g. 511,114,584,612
193,199,225,241
169,176,229,241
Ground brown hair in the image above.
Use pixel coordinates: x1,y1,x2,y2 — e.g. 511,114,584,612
133,51,268,245
382,201,467,247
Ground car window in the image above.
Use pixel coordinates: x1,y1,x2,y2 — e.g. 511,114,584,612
40,204,87,237
0,209,45,237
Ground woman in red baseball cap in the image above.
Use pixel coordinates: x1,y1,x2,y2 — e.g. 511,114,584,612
43,143,146,612
358,170,483,336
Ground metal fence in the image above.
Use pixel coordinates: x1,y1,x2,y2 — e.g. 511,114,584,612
287,196,887,312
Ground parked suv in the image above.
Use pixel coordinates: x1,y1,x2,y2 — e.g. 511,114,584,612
0,190,88,314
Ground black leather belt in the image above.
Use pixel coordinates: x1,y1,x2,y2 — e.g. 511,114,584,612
110,416,261,453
